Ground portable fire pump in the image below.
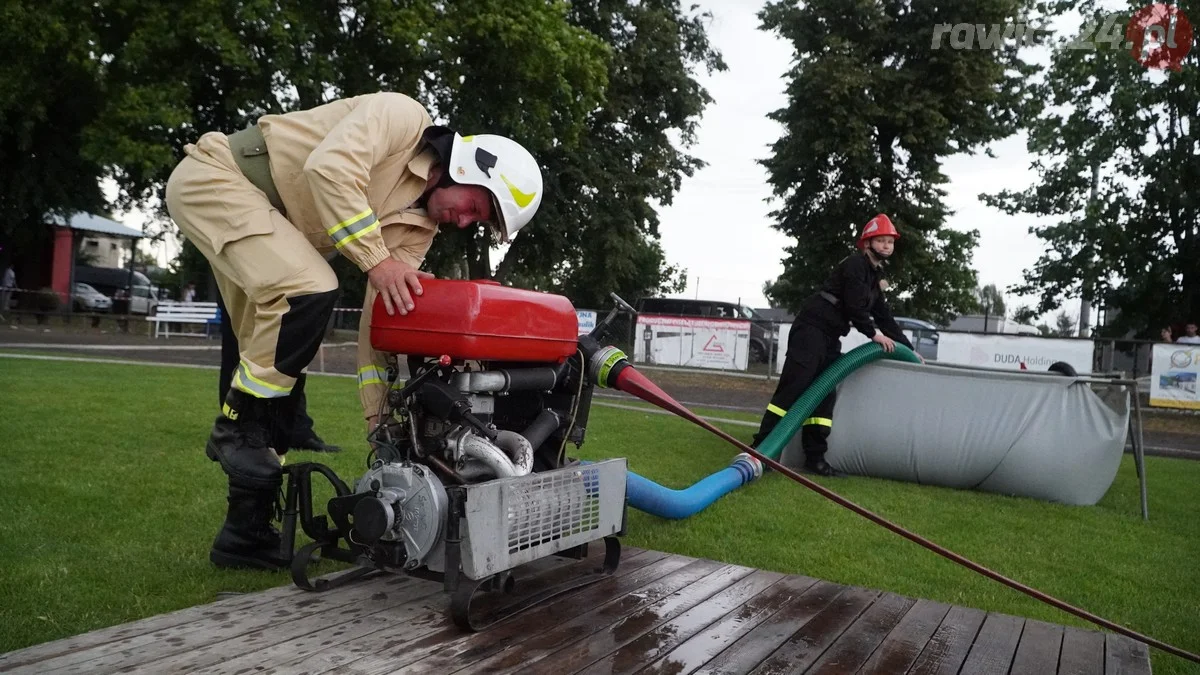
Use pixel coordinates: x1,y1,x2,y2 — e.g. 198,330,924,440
277,279,634,630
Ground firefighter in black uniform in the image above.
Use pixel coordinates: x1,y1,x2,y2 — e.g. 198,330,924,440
751,214,922,476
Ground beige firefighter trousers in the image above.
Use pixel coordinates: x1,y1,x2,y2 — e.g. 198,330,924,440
165,133,338,400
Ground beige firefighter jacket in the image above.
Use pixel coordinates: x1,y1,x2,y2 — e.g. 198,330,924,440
256,91,440,420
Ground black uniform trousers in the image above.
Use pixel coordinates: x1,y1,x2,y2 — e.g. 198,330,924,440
751,320,842,457
217,295,316,449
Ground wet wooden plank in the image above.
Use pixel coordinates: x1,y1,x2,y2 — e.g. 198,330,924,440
857,599,952,675
1009,619,1064,675
452,561,752,675
0,577,312,671
690,580,847,675
36,576,444,675
570,570,789,675
747,586,881,675
1058,626,1106,675
148,592,447,675
636,575,820,675
0,543,1144,675
906,605,988,675
1105,633,1153,675
4,541,632,674
213,549,665,675
957,613,1025,675
302,549,679,675
5,574,431,675
518,564,761,675
805,592,916,674
431,557,734,674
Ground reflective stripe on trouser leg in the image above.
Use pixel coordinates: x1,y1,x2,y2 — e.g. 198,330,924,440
217,257,339,401
802,390,836,459
751,323,832,447
233,358,292,398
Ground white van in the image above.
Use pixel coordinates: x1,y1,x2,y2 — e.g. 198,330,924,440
112,285,159,315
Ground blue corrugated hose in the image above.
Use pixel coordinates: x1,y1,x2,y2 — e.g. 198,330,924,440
586,453,762,520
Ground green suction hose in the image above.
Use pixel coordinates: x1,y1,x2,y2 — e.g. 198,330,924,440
756,342,922,461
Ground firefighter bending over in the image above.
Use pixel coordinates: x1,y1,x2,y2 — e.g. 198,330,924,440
166,92,543,570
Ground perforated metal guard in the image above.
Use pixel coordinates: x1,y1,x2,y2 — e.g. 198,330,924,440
459,458,626,580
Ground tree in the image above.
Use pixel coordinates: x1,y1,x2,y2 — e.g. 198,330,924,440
1010,303,1038,325
757,0,1040,324
975,283,1007,317
0,1,107,263
66,0,714,312
982,0,1200,338
421,0,724,309
1054,309,1076,337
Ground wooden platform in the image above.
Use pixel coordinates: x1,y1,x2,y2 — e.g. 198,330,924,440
0,546,1152,674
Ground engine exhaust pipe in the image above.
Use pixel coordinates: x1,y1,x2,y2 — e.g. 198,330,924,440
454,428,533,481
450,368,559,393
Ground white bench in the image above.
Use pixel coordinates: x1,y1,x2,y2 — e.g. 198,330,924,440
147,301,221,338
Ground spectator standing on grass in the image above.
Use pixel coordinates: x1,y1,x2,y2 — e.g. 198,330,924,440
1176,322,1200,344
182,281,196,303
1,263,14,313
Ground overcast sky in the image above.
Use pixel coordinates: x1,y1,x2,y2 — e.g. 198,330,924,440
652,0,1098,326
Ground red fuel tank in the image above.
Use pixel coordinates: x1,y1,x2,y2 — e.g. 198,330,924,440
369,279,579,363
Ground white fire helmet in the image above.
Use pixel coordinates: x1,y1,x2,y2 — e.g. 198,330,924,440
447,133,544,242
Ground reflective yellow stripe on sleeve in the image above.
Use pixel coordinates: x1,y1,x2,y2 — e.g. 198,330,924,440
802,417,833,427
766,403,787,418
327,209,379,249
357,365,387,389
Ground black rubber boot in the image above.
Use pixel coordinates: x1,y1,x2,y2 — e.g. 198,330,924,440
210,482,290,570
205,388,283,490
804,456,845,478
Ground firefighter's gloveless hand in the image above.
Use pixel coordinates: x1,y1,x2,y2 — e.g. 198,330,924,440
872,333,896,352
368,257,435,316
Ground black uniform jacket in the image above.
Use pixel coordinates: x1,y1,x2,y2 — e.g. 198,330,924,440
797,251,915,350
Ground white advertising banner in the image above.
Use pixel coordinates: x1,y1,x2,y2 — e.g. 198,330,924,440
634,315,750,371
775,323,789,374
775,327,1091,375
1149,343,1200,410
936,333,1092,374
575,310,597,335
774,324,915,374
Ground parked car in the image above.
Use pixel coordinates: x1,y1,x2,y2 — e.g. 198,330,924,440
72,283,113,312
635,297,778,364
895,316,939,360
112,285,160,315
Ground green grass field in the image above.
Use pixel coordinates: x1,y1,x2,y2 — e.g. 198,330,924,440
1,355,1198,673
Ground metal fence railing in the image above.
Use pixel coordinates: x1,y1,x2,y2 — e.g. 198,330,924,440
310,307,1166,383
4,287,1176,405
